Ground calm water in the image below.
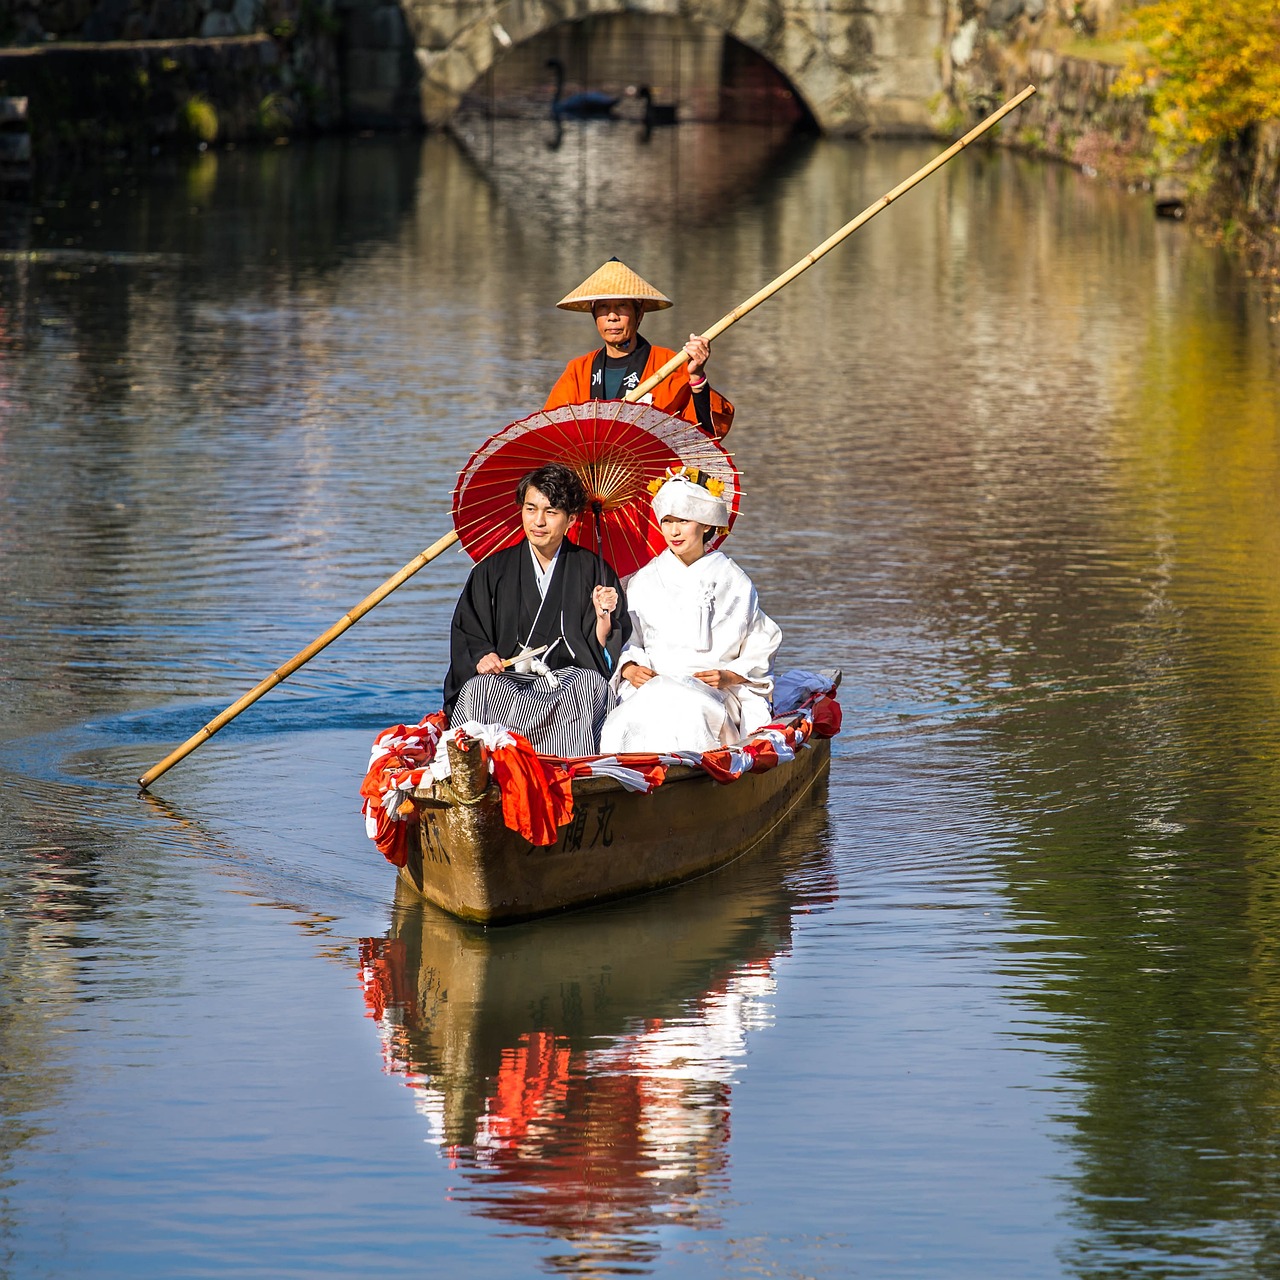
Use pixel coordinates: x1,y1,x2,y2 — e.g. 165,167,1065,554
2,120,1279,1278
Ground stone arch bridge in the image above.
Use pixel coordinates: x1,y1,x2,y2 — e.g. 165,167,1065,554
346,0,946,135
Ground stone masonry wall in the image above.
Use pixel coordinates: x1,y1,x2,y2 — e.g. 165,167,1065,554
1,0,290,42
943,0,1150,179
0,0,342,164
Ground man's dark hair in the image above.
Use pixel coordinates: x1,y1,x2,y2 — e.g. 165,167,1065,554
517,464,586,515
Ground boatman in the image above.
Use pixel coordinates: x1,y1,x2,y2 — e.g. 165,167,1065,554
545,258,735,439
444,462,630,758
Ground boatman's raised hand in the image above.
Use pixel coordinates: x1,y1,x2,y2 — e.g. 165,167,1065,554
684,334,711,381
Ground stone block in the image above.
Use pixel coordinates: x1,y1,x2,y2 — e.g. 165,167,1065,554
875,0,942,14
417,45,480,102
870,13,943,58
777,20,822,73
690,0,741,28
864,93,936,133
406,5,476,50
731,0,783,54
488,0,557,47
798,55,862,113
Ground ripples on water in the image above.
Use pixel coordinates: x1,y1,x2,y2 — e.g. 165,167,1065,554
1,124,1279,1276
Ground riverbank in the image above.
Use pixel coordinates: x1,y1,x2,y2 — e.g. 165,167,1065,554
942,3,1280,277
0,33,341,167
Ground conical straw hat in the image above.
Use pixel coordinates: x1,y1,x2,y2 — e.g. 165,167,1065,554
556,257,673,312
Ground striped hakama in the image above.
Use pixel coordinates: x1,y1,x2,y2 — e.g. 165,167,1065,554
451,668,613,759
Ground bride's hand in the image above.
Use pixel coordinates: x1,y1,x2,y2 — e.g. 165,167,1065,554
621,662,656,689
693,669,745,689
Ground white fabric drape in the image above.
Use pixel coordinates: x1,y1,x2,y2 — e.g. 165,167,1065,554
599,549,781,753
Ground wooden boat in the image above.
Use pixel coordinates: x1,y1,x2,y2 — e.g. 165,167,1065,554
395,704,834,925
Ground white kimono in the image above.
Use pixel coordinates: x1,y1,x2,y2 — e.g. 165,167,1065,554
599,549,782,754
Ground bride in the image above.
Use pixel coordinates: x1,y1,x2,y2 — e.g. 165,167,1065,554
599,471,781,754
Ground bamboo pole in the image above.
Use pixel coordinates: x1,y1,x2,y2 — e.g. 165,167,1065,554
139,85,1035,790
138,530,460,789
626,84,1037,404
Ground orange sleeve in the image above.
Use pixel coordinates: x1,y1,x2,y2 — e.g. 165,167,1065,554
544,352,596,410
545,346,735,439
644,346,735,439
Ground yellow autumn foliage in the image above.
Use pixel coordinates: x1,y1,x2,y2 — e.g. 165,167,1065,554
1116,0,1280,152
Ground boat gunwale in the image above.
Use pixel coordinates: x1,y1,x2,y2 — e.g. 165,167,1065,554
408,708,816,807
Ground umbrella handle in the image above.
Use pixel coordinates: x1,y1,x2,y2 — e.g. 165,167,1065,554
624,85,1036,406
591,501,609,615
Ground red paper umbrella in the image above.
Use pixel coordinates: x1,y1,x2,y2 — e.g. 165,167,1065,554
453,401,741,578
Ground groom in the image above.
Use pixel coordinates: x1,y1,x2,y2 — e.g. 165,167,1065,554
443,463,630,758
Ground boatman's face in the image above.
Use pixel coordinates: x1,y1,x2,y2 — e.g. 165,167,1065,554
521,486,573,557
593,298,640,351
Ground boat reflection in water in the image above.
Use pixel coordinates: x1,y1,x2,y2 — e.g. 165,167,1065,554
358,790,835,1270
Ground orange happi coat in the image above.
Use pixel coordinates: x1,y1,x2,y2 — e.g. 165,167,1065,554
545,345,735,439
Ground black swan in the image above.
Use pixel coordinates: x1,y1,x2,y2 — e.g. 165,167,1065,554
637,85,677,127
546,59,618,119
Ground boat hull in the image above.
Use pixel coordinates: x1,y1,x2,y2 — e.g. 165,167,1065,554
397,737,831,924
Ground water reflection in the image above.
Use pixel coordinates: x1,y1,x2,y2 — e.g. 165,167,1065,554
2,116,1280,1275
447,115,811,230
935,241,1280,1272
359,797,835,1273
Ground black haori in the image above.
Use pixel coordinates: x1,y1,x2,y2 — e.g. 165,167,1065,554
451,667,612,758
444,541,627,710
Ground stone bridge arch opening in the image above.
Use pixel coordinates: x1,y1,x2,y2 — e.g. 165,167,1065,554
453,15,819,133
370,0,941,135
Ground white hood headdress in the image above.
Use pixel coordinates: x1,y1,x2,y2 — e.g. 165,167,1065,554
651,474,729,529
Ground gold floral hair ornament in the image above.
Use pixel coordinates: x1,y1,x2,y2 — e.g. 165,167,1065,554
647,465,726,498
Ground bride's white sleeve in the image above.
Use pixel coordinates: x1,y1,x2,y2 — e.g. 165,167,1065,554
723,577,782,698
610,608,652,699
